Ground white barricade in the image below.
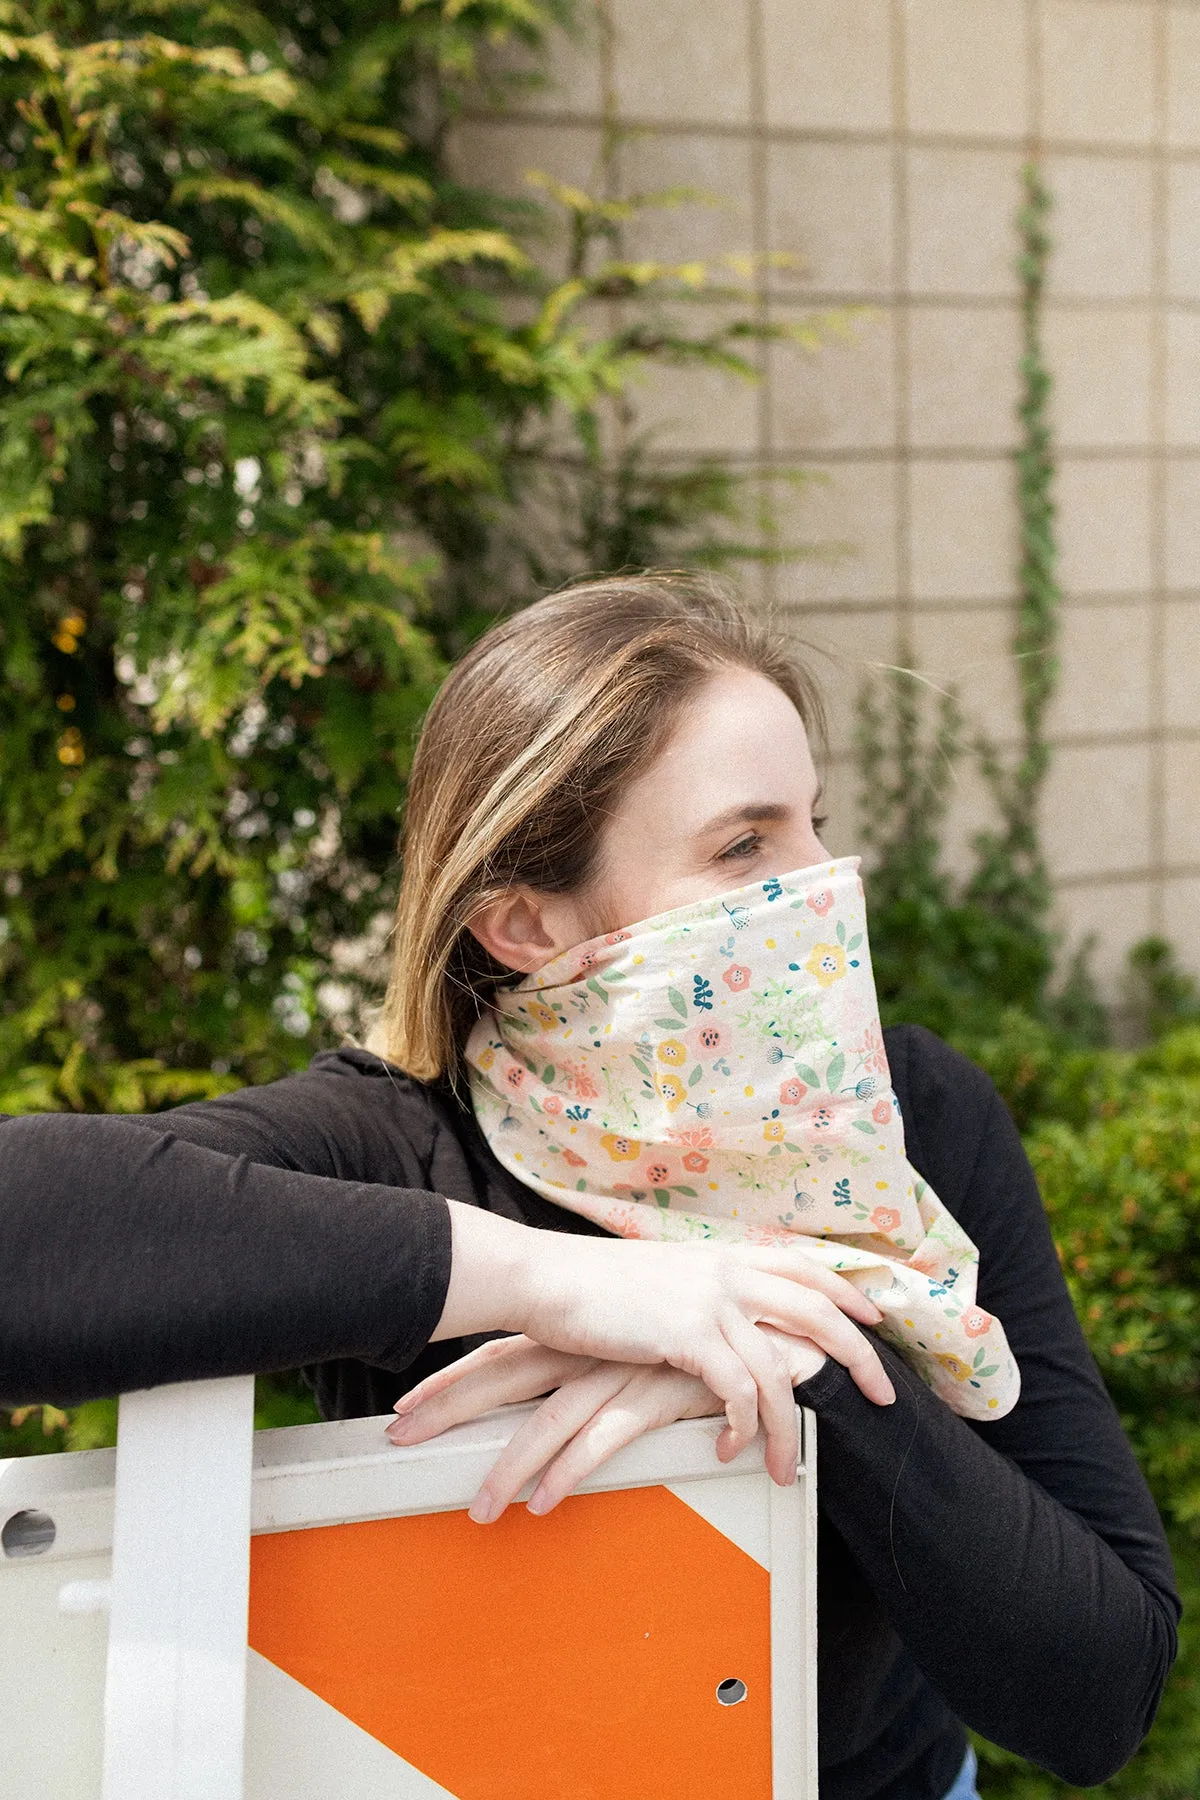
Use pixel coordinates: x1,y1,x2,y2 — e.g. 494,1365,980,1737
1,1380,817,1800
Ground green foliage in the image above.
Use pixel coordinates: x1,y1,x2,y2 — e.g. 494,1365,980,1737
0,0,835,1102
969,1023,1200,1798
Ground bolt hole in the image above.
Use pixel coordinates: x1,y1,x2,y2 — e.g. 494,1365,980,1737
2,1509,56,1559
716,1677,747,1706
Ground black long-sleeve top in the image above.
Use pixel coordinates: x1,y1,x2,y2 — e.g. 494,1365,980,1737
0,1025,1179,1800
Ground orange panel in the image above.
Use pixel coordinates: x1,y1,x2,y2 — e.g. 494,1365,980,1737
249,1484,772,1800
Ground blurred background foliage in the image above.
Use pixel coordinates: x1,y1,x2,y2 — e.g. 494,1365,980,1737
3,3,1200,1796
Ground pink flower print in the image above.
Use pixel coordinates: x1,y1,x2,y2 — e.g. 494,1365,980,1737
572,948,599,979
856,1024,888,1076
562,1059,600,1100
806,888,833,916
562,1147,586,1167
871,1205,901,1233
696,1024,724,1053
872,1099,892,1125
604,929,632,945
722,963,752,992
779,1077,808,1106
504,1064,526,1092
645,1159,672,1185
682,1150,709,1173
812,1106,833,1130
963,1307,993,1338
667,1126,715,1150
541,1093,565,1116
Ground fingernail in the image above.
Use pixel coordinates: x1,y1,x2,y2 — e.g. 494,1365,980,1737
882,1385,896,1405
392,1393,418,1416
527,1492,550,1516
469,1492,500,1524
387,1413,419,1442
866,1305,884,1324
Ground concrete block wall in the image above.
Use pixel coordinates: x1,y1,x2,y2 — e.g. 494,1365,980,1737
452,0,1200,995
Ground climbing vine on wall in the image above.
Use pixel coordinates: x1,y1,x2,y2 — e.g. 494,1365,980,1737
855,161,1067,1041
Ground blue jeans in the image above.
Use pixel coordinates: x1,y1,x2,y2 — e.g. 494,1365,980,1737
941,1747,981,1800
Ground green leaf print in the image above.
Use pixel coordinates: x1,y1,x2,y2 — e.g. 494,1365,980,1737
631,1055,652,1079
654,1188,671,1208
826,1052,845,1091
668,986,688,1019
655,1018,682,1032
542,1065,555,1083
586,978,609,1003
851,1120,876,1134
672,1186,698,1199
688,1063,703,1086
795,1063,821,1088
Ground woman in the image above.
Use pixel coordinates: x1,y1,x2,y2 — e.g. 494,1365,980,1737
0,573,1178,1800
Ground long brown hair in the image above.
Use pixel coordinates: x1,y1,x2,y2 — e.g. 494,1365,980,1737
372,571,823,1080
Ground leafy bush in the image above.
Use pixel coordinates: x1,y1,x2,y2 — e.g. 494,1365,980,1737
1,0,818,1113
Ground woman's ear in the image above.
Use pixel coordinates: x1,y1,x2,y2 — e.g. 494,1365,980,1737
466,889,562,975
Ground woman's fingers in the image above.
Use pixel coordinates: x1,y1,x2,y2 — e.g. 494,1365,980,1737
719,1312,799,1486
743,1272,897,1406
466,1364,632,1522
740,1247,884,1327
527,1371,718,1515
388,1339,593,1445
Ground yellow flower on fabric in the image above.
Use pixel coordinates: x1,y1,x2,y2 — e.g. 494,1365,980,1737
476,1047,495,1070
600,1132,641,1162
805,943,846,987
655,1072,687,1112
763,1120,786,1142
656,1038,687,1066
935,1353,972,1383
527,999,559,1031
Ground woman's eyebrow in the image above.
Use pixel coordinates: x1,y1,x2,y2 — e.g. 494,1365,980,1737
693,801,792,837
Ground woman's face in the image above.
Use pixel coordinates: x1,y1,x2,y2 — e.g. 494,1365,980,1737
583,665,828,930
472,666,830,972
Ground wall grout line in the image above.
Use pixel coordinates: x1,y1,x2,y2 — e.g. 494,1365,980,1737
747,0,774,612
889,0,912,672
1146,0,1171,926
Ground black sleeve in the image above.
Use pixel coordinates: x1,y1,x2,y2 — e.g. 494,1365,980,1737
794,1025,1180,1787
0,1059,453,1405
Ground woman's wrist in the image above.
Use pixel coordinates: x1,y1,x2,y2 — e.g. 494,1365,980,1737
429,1201,532,1341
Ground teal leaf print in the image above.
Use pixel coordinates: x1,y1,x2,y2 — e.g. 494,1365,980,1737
668,986,687,1019
851,1120,876,1134
836,920,846,944
795,1063,821,1088
631,1055,651,1079
826,1052,845,1092
655,1018,682,1032
688,1063,703,1086
586,977,609,1002
847,933,863,952
833,1178,851,1206
693,974,714,1010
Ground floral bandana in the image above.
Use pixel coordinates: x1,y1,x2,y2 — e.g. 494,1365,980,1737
466,857,1020,1420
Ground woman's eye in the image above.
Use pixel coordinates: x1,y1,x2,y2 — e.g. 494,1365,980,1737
719,833,762,862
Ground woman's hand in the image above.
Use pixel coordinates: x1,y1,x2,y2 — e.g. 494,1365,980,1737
389,1327,832,1510
435,1202,895,1482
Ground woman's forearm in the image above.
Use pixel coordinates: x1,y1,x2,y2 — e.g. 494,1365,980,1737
0,1113,451,1404
796,1341,1178,1785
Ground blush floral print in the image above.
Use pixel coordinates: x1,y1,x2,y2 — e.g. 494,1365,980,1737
466,856,1020,1420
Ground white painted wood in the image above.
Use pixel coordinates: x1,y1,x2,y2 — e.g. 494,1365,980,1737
667,1469,772,1567
250,1405,774,1531
101,1376,256,1800
4,1397,817,1798
769,1410,819,1799
245,1653,459,1800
